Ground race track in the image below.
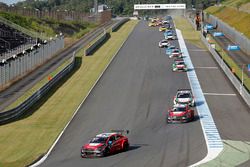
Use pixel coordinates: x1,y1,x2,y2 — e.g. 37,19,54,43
39,20,207,167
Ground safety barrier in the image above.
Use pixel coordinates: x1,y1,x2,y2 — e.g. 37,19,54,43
201,34,250,107
0,18,129,125
111,18,129,32
185,15,250,107
0,54,75,125
85,32,108,56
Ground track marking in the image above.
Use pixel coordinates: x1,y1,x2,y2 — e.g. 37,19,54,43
189,49,207,52
194,67,218,69
203,93,236,96
176,29,223,167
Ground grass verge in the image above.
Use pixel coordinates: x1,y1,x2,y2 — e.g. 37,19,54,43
0,20,138,167
2,58,72,112
173,16,206,49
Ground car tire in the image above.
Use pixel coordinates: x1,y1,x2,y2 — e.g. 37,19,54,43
123,142,129,152
103,148,110,157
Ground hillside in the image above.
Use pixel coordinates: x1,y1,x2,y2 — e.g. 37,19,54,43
205,0,250,38
0,11,97,46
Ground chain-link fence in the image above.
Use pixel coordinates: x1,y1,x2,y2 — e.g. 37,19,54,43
203,13,250,56
0,35,64,90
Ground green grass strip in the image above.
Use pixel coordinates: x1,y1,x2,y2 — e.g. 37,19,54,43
173,16,206,49
0,20,138,167
2,58,72,112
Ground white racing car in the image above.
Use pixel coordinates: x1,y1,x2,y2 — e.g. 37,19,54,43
173,89,195,107
159,39,170,48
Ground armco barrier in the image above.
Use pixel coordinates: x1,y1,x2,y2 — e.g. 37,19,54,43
85,32,108,56
201,34,250,107
84,18,130,56
0,54,75,125
111,18,129,32
185,15,250,107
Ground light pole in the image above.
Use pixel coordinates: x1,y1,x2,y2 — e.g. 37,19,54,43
240,64,245,94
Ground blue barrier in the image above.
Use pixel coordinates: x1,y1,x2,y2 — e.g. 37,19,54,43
205,24,214,30
227,45,240,51
213,32,224,37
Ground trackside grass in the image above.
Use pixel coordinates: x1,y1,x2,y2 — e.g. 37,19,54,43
173,16,206,49
0,20,138,167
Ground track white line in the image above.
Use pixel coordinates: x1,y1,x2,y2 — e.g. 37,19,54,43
203,93,236,96
176,29,223,167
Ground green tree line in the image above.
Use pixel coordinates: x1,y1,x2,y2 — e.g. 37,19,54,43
15,0,219,15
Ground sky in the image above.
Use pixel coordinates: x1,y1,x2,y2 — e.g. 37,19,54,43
0,0,24,5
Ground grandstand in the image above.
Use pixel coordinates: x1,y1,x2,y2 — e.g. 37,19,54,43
0,21,37,61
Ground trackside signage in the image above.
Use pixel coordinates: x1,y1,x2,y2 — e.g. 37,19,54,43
134,4,186,10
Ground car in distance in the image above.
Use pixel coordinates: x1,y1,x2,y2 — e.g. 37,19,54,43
169,48,183,58
159,25,167,32
173,89,195,107
148,22,156,27
159,39,170,48
172,58,187,72
81,130,129,157
164,30,176,40
167,104,194,123
166,45,176,55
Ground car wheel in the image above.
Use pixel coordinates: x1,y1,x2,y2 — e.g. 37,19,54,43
123,142,129,152
103,148,110,157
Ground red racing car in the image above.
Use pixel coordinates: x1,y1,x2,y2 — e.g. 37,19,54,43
167,104,194,123
81,130,129,157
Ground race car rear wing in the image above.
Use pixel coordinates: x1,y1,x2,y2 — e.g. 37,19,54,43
111,130,129,135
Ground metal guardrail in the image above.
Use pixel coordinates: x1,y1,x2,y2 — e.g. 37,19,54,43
185,14,250,107
201,35,250,107
85,18,130,56
0,53,75,125
85,32,108,56
111,18,129,32
0,19,129,125
0,16,47,40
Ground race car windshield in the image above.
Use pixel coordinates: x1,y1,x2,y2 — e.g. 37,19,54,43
175,107,186,112
90,137,107,143
177,93,191,98
176,62,184,65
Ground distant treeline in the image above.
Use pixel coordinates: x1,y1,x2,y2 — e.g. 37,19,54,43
2,0,219,15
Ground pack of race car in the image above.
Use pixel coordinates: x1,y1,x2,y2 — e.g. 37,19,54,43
167,89,195,123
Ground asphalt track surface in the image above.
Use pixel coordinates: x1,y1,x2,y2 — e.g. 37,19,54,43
186,42,250,166
39,21,207,167
0,21,114,112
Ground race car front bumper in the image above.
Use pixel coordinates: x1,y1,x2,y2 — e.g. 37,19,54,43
81,149,103,158
167,116,192,123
